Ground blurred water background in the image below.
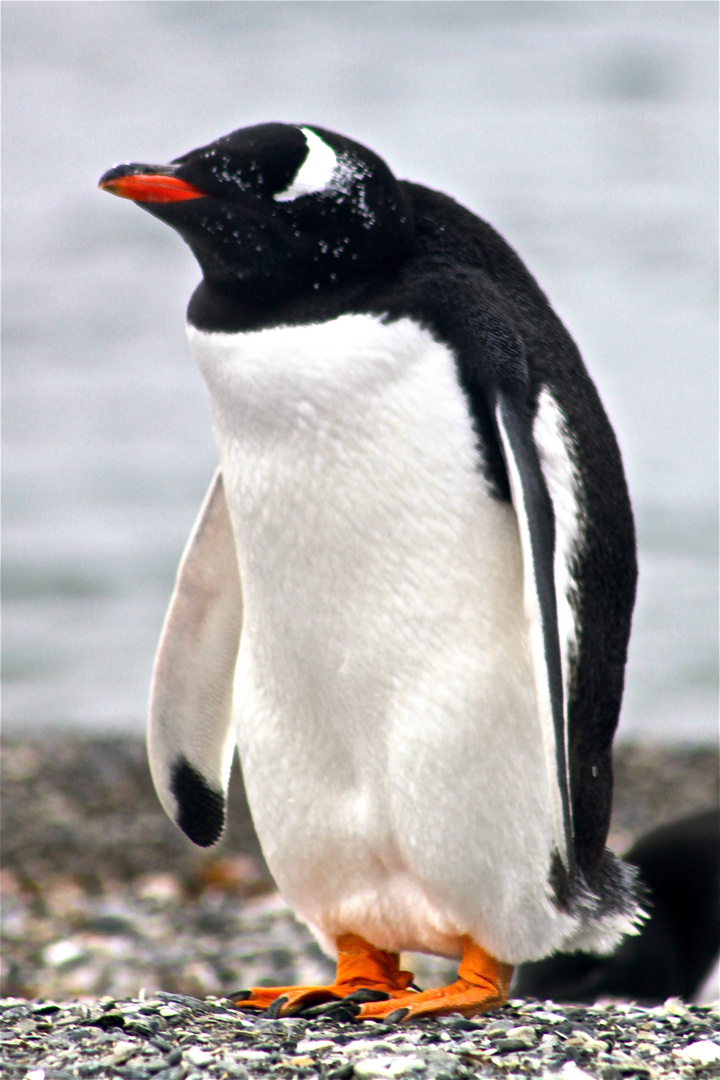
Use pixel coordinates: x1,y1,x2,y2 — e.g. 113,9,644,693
3,1,717,742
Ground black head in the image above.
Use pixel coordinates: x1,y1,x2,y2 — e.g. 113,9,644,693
99,123,415,307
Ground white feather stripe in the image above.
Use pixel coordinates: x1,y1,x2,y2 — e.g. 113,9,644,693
532,390,582,730
274,127,338,202
147,469,242,825
495,404,568,867
532,392,582,845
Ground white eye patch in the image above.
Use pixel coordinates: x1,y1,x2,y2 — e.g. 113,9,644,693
274,127,338,202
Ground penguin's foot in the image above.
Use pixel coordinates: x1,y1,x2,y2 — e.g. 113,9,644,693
293,938,513,1022
353,938,513,1022
230,933,415,1018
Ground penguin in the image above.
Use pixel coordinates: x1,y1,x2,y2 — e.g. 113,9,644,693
99,122,642,1021
514,807,720,1005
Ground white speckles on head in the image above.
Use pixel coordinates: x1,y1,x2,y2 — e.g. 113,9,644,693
332,154,375,227
274,128,338,202
206,151,254,192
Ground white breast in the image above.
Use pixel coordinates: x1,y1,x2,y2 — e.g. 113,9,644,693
187,313,567,963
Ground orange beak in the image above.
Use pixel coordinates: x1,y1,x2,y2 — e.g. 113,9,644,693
98,171,206,204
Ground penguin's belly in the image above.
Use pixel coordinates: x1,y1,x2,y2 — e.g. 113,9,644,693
189,314,561,963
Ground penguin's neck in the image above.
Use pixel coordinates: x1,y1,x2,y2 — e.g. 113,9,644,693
188,312,425,428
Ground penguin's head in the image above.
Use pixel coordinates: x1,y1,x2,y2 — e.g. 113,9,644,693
99,123,415,301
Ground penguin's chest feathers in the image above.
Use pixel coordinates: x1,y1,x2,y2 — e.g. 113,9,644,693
188,314,526,691
188,308,536,772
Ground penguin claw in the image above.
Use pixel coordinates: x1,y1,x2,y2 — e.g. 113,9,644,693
341,988,392,1003
230,986,298,1011
298,998,361,1021
296,987,389,1019
385,1008,411,1024
264,995,289,1018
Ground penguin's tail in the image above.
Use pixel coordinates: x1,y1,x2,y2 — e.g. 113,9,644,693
147,469,242,847
558,848,648,956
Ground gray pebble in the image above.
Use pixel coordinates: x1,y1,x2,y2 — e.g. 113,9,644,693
215,1061,250,1079
139,1056,171,1072
497,1036,529,1051
327,1065,355,1080
484,1020,515,1036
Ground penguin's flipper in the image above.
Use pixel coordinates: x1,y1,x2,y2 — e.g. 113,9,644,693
493,390,574,872
148,468,242,848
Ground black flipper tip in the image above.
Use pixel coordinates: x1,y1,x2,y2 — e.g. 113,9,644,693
170,756,225,847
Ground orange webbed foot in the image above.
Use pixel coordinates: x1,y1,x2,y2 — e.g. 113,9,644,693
230,935,512,1022
230,933,415,1018
351,938,512,1022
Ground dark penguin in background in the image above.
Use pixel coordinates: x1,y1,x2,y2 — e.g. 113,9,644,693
515,807,720,1004
100,123,641,1020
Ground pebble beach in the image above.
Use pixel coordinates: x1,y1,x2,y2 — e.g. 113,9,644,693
1,736,718,1077
2,991,719,1080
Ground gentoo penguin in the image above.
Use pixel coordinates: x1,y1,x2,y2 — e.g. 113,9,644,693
99,123,642,1021
514,807,720,1004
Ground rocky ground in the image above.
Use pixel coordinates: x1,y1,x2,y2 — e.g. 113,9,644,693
1,736,718,1078
2,990,719,1080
